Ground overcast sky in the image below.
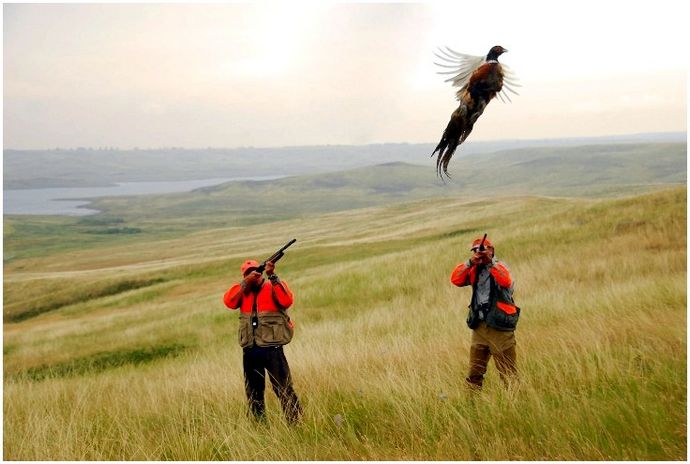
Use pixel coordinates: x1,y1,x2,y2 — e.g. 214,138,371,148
3,1,688,149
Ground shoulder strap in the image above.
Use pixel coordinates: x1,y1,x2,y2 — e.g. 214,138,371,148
470,264,482,309
251,289,259,328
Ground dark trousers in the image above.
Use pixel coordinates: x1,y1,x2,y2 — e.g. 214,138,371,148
243,345,302,423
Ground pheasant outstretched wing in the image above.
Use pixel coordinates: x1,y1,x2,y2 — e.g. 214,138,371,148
435,47,521,103
433,47,485,100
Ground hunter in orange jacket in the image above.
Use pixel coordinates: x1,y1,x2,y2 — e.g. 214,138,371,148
223,266,294,314
223,258,301,423
450,257,513,289
451,236,520,390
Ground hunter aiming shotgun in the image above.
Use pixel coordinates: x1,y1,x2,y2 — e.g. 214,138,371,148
450,234,520,390
222,238,303,423
255,239,297,274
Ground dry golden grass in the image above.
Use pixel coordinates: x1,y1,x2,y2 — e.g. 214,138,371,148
3,187,686,460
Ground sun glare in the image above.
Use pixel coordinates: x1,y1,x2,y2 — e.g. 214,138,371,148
219,4,321,79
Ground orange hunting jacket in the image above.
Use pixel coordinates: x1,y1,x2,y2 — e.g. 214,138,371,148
223,279,294,313
450,259,520,330
450,260,513,290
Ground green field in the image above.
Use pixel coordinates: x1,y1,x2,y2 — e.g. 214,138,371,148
3,156,686,460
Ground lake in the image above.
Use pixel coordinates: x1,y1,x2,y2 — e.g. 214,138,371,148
3,176,282,216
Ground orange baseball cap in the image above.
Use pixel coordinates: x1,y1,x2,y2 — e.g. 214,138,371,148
241,259,260,275
470,236,493,250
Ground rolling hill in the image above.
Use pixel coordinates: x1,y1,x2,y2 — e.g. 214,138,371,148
62,142,690,220
3,142,685,262
4,132,685,189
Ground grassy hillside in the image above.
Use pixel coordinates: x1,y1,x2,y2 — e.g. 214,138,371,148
4,142,685,262
3,187,686,460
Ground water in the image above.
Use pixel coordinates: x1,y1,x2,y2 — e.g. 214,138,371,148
3,176,282,216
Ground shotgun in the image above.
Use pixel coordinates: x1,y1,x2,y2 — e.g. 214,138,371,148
255,239,297,274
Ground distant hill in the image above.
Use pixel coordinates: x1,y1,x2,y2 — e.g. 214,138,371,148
4,141,685,261
87,142,686,225
3,132,685,189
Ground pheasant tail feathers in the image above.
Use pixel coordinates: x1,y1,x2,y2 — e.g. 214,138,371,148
432,96,483,178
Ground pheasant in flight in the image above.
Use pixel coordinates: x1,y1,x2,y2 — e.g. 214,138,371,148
431,45,520,178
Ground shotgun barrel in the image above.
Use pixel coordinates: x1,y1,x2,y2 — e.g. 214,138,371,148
256,239,297,274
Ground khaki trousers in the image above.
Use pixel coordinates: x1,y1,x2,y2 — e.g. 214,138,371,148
467,322,517,389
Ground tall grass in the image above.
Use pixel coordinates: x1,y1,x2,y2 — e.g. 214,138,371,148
3,188,686,460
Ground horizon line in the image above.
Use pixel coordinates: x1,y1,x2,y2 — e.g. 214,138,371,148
3,130,686,152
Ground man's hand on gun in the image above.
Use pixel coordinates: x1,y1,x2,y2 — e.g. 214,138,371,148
242,262,275,289
471,249,492,266
243,270,262,290
240,239,295,293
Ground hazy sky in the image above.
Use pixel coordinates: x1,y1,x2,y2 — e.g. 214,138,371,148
3,1,688,149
